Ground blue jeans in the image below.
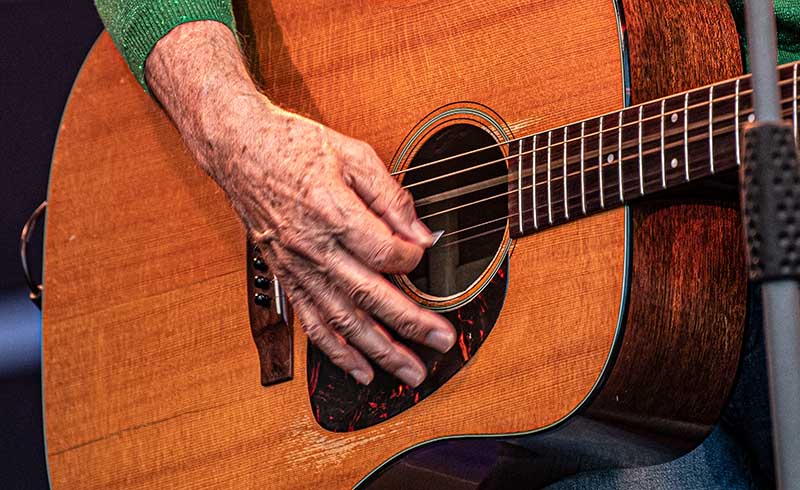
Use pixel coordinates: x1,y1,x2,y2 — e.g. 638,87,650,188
542,426,755,489
544,285,774,490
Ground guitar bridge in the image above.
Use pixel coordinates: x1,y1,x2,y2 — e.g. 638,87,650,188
246,242,293,386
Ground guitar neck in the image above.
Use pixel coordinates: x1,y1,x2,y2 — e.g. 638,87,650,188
509,61,800,238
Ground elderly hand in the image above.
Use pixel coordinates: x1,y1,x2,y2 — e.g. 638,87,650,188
147,21,456,387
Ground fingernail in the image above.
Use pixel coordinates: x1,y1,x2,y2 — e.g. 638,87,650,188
396,366,426,388
350,369,372,385
411,220,433,246
425,329,456,353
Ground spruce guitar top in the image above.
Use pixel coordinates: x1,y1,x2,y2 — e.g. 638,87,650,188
43,0,785,487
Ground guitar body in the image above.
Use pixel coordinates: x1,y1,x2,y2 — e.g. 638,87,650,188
43,0,747,488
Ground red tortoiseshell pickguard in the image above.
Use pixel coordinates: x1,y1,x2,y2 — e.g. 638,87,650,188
307,260,508,432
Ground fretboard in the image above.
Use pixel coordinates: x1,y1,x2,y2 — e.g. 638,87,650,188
508,61,800,238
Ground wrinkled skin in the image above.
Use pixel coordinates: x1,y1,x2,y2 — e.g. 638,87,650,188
146,22,456,387
226,104,457,387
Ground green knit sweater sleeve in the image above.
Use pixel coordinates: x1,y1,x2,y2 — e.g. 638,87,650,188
729,0,800,67
94,0,236,91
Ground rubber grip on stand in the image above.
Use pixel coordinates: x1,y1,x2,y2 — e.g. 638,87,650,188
741,122,800,281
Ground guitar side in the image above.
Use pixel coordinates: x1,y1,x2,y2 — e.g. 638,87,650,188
43,1,745,488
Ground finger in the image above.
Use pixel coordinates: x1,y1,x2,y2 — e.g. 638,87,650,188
292,292,375,385
327,249,456,354
310,282,428,387
331,185,425,274
343,143,434,247
268,244,429,387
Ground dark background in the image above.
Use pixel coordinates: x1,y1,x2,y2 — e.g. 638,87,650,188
1,1,103,487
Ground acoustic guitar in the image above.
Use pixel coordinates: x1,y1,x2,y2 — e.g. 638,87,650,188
43,0,792,487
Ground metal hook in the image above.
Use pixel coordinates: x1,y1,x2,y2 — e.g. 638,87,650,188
20,200,46,309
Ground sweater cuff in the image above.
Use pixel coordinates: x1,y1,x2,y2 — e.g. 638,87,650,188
104,0,237,92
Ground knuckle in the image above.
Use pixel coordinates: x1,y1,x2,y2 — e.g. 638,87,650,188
279,234,304,255
348,283,376,311
325,347,353,368
367,240,395,271
394,309,423,339
303,325,353,368
292,270,316,294
327,312,362,338
283,282,301,299
313,253,336,277
391,188,415,213
370,344,396,366
307,185,334,211
302,321,325,342
396,188,414,209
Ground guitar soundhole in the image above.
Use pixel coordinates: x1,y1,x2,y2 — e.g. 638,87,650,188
403,124,508,299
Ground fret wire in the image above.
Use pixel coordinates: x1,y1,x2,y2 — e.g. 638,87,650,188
638,106,644,195
598,117,605,208
571,122,742,212
794,63,798,144
709,86,715,174
527,103,798,215
547,131,553,224
618,110,624,201
554,129,732,212
516,141,523,234
532,135,538,229
410,77,798,192
563,126,569,219
592,116,761,201
508,105,797,228
660,99,666,189
536,153,684,219
400,69,799,182
735,79,741,166
468,90,794,226
684,92,690,181
521,98,794,201
580,122,586,214
549,107,791,200
424,94,800,223
589,121,754,210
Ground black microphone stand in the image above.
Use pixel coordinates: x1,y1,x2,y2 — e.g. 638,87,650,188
741,1,800,488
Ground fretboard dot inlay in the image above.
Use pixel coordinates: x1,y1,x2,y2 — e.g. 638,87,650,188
507,61,800,241
748,113,756,123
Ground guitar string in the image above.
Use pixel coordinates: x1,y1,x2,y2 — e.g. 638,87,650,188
416,102,796,223
413,104,761,209
393,71,795,179
428,106,798,247
390,69,798,179
438,215,508,239
437,224,509,248
404,86,798,196
432,116,772,240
